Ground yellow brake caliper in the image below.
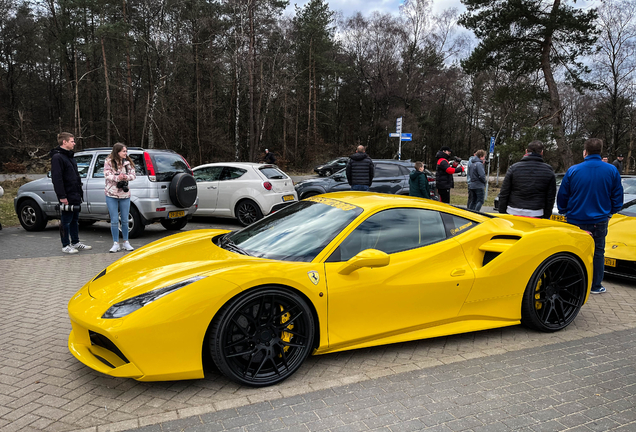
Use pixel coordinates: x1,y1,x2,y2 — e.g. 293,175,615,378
280,306,293,354
535,275,544,310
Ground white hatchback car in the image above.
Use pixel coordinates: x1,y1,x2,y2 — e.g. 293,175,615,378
192,162,298,225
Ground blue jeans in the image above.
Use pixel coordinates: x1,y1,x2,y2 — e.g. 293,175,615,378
60,209,80,247
571,220,608,290
467,188,484,211
106,196,131,242
351,185,370,191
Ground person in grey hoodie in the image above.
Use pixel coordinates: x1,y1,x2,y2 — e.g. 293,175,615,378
466,150,479,208
468,150,487,211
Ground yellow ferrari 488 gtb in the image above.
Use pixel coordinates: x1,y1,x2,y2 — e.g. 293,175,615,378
68,193,594,387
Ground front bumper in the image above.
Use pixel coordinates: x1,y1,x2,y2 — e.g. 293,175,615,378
604,258,636,280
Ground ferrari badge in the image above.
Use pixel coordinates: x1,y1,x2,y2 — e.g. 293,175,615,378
307,271,320,285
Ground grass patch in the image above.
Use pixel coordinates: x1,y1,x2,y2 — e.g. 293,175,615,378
1,177,32,228
450,181,501,208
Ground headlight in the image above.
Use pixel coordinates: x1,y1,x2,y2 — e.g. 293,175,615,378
102,276,206,319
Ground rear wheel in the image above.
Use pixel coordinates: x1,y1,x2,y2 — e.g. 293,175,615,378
521,253,587,332
235,200,262,226
18,199,48,231
209,287,315,387
160,217,188,231
120,206,145,239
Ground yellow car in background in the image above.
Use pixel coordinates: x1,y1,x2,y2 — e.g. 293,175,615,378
605,199,636,279
68,193,593,387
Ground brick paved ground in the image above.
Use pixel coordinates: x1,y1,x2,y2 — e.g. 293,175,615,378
1,224,636,432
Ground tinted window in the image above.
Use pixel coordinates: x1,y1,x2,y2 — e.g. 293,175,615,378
374,163,401,177
153,153,189,181
220,167,247,180
330,208,447,262
228,197,363,262
398,165,411,175
260,167,287,179
441,213,477,237
75,155,93,179
194,166,223,182
93,154,145,178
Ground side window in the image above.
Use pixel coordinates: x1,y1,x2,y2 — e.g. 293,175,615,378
441,213,477,237
398,165,411,175
374,163,401,177
75,155,93,179
194,166,223,182
329,208,447,262
220,167,247,181
129,154,145,176
92,154,108,178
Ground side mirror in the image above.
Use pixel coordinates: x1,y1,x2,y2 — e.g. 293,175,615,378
338,249,390,275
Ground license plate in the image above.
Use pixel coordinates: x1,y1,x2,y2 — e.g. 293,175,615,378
605,257,616,267
550,214,567,222
282,195,295,202
169,210,185,219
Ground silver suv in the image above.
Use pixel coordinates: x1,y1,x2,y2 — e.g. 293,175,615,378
14,147,198,238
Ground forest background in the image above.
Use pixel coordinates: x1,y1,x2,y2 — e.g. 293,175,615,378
0,0,635,174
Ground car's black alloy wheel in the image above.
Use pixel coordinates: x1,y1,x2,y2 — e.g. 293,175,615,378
324,169,332,176
209,288,315,387
521,253,587,332
235,200,262,226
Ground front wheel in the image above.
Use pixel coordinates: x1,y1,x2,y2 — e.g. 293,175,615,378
18,199,48,231
160,217,188,231
235,200,263,226
209,287,315,387
521,253,587,332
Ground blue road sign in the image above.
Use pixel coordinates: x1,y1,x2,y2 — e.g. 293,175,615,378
489,136,495,153
401,133,412,141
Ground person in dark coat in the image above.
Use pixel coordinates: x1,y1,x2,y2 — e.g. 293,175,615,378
50,132,91,254
435,146,463,203
264,149,277,164
346,145,374,191
613,154,624,174
498,140,556,219
409,161,431,198
467,150,487,211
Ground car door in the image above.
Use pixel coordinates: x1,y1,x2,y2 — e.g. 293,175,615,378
193,166,223,215
325,170,352,193
323,208,475,348
370,163,403,194
84,153,110,216
216,166,249,217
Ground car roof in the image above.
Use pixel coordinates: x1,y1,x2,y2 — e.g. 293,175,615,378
193,162,278,170
78,147,177,154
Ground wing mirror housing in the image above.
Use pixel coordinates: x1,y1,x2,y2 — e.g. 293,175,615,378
338,249,390,275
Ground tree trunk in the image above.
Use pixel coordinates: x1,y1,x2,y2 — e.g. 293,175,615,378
123,0,134,145
101,35,111,147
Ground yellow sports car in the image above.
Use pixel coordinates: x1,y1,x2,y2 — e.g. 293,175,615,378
68,193,594,387
605,198,636,279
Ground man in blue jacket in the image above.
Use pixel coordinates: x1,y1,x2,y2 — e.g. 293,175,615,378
557,138,623,294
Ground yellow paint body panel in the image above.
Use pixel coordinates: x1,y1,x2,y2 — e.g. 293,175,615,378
68,192,593,382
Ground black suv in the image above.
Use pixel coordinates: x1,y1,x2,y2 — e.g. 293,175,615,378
296,159,438,199
313,157,348,176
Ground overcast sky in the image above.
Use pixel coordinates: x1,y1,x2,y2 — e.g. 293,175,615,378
285,0,599,23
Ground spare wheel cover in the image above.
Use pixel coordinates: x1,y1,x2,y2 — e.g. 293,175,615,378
169,173,197,208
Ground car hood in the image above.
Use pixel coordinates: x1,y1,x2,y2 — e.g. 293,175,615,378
296,177,332,187
87,229,259,303
19,177,52,191
606,214,636,260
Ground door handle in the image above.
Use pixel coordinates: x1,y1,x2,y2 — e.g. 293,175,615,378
450,268,466,277
207,186,217,189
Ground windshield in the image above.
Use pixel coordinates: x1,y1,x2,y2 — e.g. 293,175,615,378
619,199,636,217
622,177,636,195
226,198,363,262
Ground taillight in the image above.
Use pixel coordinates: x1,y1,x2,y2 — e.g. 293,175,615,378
144,153,156,181
263,182,273,191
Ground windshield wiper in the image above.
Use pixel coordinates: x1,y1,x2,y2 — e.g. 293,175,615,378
220,234,251,256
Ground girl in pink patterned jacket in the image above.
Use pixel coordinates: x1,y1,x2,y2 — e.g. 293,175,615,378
104,143,137,253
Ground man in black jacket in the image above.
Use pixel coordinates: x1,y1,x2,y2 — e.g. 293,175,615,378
435,146,464,203
613,154,624,174
346,145,374,191
51,132,91,254
498,140,556,219
264,149,276,164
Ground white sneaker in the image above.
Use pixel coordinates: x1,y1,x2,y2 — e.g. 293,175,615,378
122,241,134,251
71,242,92,251
109,243,120,253
62,245,79,254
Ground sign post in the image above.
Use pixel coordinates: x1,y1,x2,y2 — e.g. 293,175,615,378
396,117,403,160
485,136,495,201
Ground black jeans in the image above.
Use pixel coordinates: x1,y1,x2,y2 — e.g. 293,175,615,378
570,220,608,291
438,188,451,204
